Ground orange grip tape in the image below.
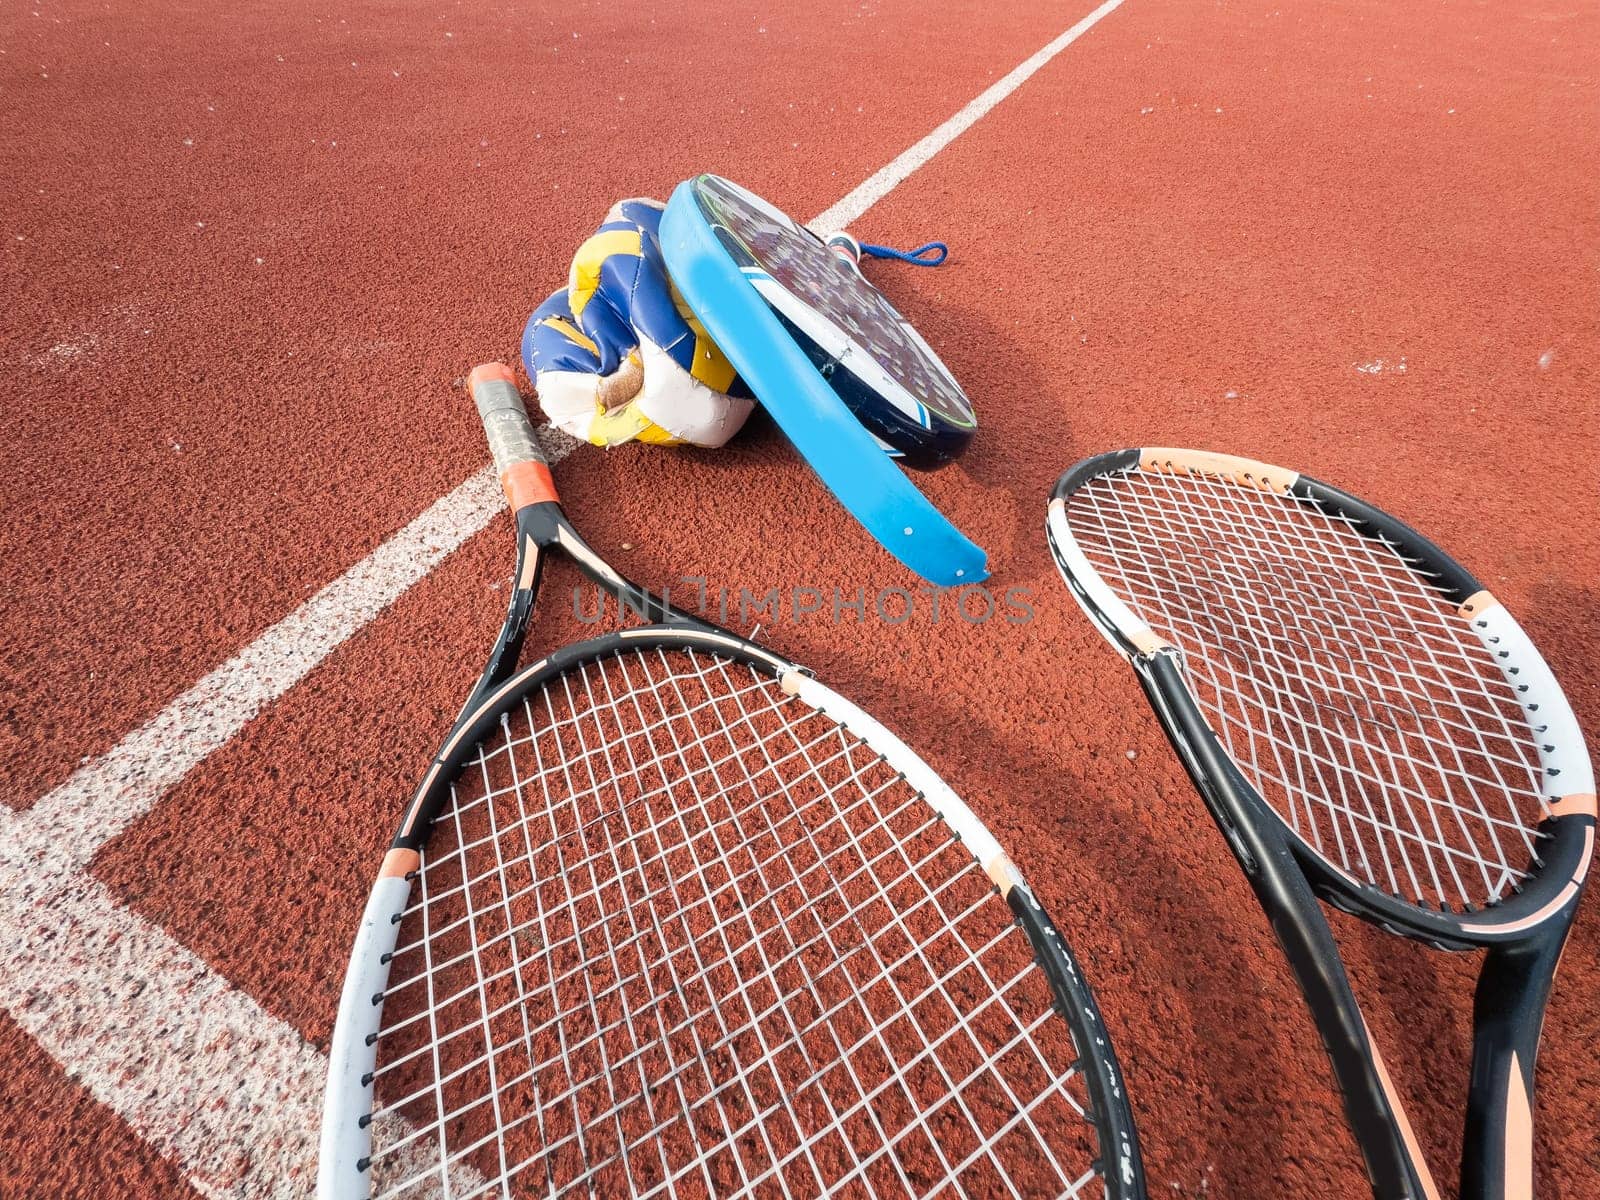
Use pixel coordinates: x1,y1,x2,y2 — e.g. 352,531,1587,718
379,848,421,878
503,460,558,511
1551,794,1597,820
467,361,516,390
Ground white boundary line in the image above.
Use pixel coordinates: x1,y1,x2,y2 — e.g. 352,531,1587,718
0,5,1128,1193
809,0,1128,233
18,463,510,874
0,459,528,1199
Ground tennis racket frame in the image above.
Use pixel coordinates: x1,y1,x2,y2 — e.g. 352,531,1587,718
1047,447,1595,1200
317,372,1148,1199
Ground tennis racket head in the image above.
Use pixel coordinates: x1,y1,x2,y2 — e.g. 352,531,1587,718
319,630,1144,1199
318,369,1144,1198
1046,448,1595,950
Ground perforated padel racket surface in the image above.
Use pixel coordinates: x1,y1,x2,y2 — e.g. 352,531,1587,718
1047,447,1593,1200
679,173,973,467
315,365,1146,1199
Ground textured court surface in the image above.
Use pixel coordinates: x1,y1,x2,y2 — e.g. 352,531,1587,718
2,0,1597,1195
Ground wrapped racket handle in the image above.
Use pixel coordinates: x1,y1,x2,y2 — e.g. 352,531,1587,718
467,362,559,511
469,362,545,473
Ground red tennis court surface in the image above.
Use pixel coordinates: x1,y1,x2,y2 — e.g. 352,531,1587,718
2,0,1595,1195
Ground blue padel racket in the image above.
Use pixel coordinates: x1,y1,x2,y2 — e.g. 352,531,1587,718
661,174,986,586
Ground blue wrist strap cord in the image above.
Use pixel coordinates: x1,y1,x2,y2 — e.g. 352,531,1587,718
857,240,948,266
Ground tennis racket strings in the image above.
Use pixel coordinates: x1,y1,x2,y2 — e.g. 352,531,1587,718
1060,463,1554,914
364,643,1107,1199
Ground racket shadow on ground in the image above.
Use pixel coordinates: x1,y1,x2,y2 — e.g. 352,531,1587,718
1026,552,1494,1192
861,626,1383,1194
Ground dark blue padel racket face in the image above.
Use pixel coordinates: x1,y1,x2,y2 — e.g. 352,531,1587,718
682,175,975,467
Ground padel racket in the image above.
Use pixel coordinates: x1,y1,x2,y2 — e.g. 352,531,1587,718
316,365,1146,1199
676,174,974,467
1046,448,1594,1199
660,174,985,586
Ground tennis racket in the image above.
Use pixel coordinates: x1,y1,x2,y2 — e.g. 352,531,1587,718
1046,448,1595,1199
316,364,1147,1199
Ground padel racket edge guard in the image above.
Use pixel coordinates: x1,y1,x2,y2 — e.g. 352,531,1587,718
1047,447,1594,1200
316,366,1147,1199
660,174,986,587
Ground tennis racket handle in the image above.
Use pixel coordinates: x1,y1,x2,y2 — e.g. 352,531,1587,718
467,363,558,511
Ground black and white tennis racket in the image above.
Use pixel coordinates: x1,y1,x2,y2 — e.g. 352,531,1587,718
1047,448,1594,1200
316,364,1146,1199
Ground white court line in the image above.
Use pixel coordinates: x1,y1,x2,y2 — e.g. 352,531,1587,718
810,0,1128,233
0,443,571,1199
0,868,325,1200
0,4,1129,1193
18,462,507,873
